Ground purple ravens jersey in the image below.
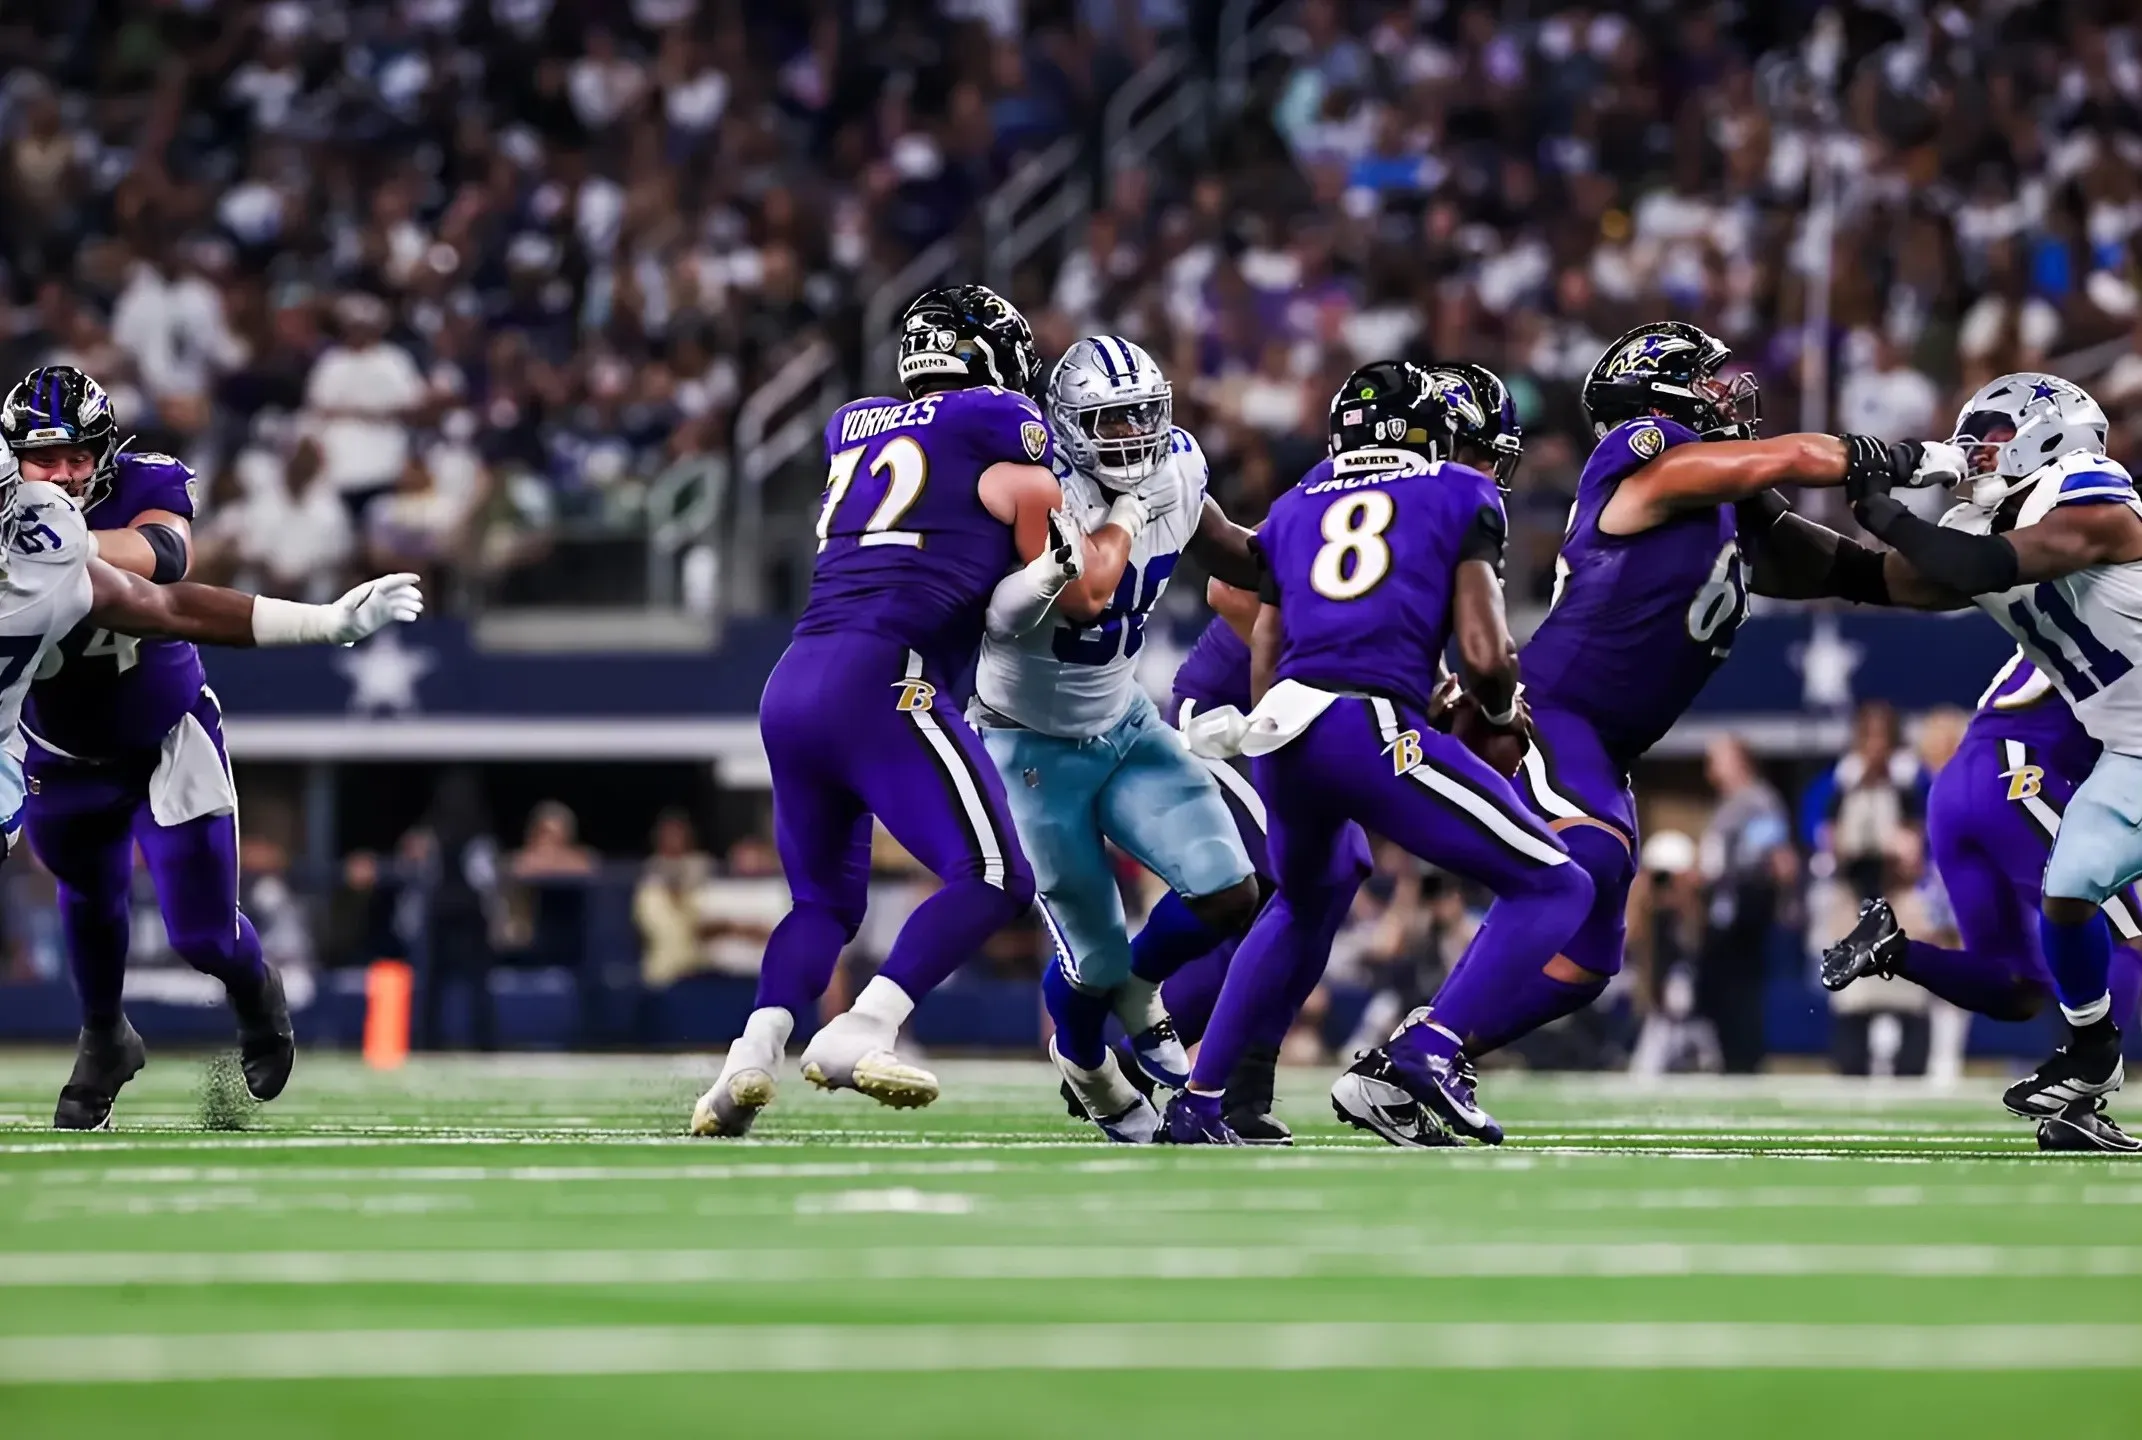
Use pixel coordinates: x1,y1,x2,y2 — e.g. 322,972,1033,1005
1263,455,1503,713
23,451,206,758
791,386,1052,679
1966,653,2100,780
1172,615,1252,713
1520,418,1744,766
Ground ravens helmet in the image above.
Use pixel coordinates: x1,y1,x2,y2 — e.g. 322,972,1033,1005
895,284,1042,398
1421,362,1524,489
1581,321,1757,442
1,365,120,503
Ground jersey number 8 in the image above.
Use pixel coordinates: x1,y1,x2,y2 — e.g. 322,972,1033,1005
1310,492,1395,601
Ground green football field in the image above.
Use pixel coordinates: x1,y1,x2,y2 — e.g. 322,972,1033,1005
1,1050,2138,1438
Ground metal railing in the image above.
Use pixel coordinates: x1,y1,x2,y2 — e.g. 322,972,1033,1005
1216,0,1290,116
643,453,728,612
727,337,841,616
982,135,1088,296
1104,45,1207,184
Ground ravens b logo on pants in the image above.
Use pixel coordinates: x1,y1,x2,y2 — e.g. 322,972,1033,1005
2005,764,2044,802
892,679,937,713
1384,729,1424,777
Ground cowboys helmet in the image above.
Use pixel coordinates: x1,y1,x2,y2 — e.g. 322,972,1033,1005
895,284,1041,398
1947,372,2109,512
0,365,119,503
1421,361,1524,489
1044,335,1173,488
1581,320,1758,442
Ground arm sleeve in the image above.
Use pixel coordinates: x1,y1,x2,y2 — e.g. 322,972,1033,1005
1251,533,1280,604
1855,495,2019,595
985,558,1069,639
1456,502,1507,575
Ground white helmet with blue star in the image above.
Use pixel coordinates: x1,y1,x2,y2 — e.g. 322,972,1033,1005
1948,372,2109,512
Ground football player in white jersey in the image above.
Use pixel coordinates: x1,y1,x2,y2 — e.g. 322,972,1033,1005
1797,374,2142,1130
973,335,1266,1141
0,441,423,1127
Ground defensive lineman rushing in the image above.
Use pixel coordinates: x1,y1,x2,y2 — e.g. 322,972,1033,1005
0,367,425,1129
1174,360,1588,1145
976,336,1263,1143
694,284,1099,1137
1808,373,2142,1149
1339,322,1957,1143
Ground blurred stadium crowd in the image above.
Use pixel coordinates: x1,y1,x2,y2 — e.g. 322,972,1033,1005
2,0,2139,1072
7,0,2142,609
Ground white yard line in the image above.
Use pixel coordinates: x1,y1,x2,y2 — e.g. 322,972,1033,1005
1,1323,2136,1383
7,1243,2142,1287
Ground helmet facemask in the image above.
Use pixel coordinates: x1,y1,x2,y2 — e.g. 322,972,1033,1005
1069,391,1172,486
1694,369,1760,441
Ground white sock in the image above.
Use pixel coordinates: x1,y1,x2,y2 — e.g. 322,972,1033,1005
1114,975,1166,1032
737,1007,794,1063
2062,992,2113,1027
849,976,916,1030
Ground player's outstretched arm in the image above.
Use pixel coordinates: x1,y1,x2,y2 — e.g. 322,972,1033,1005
1736,491,1968,610
1856,492,2142,597
978,458,1137,623
93,510,193,583
1603,434,1944,535
1187,498,1264,591
1451,559,1520,722
86,559,424,647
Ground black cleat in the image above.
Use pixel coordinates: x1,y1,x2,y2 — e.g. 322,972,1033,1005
53,1018,148,1131
2037,1099,2142,1154
1222,1041,1290,1145
1820,898,1906,992
1330,1049,1458,1148
2003,1026,2124,1118
230,967,295,1103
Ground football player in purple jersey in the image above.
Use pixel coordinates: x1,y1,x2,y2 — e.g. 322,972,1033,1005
2,365,423,1128
693,284,1147,1136
1335,324,1947,1142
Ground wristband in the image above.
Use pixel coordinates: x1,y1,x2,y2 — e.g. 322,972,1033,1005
1105,493,1149,544
250,595,334,647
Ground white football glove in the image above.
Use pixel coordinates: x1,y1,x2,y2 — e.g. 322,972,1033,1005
1042,507,1085,591
1131,462,1182,524
1905,439,1968,489
251,573,426,647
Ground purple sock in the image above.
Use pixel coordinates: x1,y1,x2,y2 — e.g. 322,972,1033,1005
2038,910,2114,1019
1896,939,2050,1022
1130,892,1222,984
1191,886,1353,1092
1159,942,1233,1045
878,877,1030,1001
754,905,854,1015
59,882,129,1031
1424,866,1594,1050
1042,959,1112,1068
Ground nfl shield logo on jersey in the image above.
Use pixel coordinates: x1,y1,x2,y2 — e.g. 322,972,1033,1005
1021,420,1048,461
891,678,937,713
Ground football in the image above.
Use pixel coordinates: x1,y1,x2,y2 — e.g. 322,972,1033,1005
1448,692,1530,777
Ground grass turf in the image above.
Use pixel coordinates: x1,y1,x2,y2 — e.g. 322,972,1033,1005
1,1050,2138,1437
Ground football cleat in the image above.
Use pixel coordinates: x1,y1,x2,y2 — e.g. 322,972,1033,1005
1124,1015,1191,1090
691,1047,781,1139
799,1012,939,1109
1222,1041,1290,1145
2003,1028,2125,1118
1060,1040,1155,1119
2037,1098,2142,1154
229,966,295,1103
1386,1018,1502,1144
53,1018,148,1131
1051,1038,1161,1144
1331,1048,1458,1148
1819,898,1906,992
1162,1088,1244,1145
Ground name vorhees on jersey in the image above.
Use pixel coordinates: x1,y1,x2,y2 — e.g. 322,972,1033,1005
838,395,944,445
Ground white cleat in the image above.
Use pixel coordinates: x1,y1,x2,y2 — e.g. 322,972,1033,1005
800,1012,939,1110
1051,1037,1162,1144
690,1064,778,1138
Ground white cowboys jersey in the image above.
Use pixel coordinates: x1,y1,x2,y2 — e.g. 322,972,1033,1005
0,482,95,820
1945,453,2142,756
975,427,1209,739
